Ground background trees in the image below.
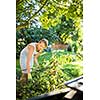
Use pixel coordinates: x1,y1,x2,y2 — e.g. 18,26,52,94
16,0,83,58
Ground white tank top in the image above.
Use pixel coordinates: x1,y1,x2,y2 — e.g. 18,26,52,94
28,42,38,55
20,42,38,72
21,42,38,56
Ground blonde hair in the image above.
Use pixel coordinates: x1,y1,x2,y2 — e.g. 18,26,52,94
39,38,48,47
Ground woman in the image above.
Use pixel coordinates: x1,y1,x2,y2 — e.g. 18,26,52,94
20,38,48,82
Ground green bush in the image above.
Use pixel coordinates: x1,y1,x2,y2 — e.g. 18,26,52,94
16,50,83,100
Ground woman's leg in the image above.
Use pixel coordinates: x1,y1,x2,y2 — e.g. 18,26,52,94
20,51,28,82
20,73,28,82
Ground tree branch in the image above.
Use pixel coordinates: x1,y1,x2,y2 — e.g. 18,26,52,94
16,22,29,30
27,0,48,22
16,0,48,30
16,0,23,5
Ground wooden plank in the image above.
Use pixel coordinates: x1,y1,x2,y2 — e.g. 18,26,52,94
28,88,71,100
64,90,77,99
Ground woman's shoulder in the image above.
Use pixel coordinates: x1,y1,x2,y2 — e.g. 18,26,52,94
28,42,37,46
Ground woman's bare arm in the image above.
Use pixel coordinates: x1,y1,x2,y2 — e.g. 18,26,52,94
34,52,41,65
26,45,34,73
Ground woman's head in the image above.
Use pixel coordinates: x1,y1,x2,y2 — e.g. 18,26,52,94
37,39,48,52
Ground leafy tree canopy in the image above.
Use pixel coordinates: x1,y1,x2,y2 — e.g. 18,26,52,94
16,0,83,30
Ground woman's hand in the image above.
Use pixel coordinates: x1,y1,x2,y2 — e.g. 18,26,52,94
28,73,32,80
27,65,30,73
34,57,39,66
